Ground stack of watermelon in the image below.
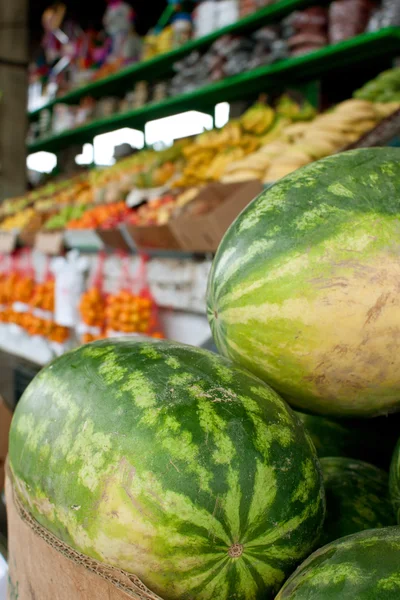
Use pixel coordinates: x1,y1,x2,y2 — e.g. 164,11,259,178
8,148,400,599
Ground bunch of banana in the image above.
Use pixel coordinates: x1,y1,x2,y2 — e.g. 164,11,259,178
206,148,246,181
261,99,385,183
241,103,275,136
193,121,243,150
263,147,313,183
276,95,316,122
221,151,271,183
374,102,400,119
259,117,291,145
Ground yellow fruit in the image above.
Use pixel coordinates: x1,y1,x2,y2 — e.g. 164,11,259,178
221,170,262,183
374,102,400,118
241,103,275,135
347,119,378,134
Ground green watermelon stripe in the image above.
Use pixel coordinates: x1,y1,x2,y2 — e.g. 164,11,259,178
276,527,400,599
10,339,325,600
208,148,400,417
390,439,400,524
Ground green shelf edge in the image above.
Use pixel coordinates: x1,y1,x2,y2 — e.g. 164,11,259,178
27,28,400,154
28,0,329,119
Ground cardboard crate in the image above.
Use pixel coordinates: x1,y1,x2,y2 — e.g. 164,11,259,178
124,181,262,253
125,222,182,251
96,227,132,252
170,180,263,253
6,472,163,600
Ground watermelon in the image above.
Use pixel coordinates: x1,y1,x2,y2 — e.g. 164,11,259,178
297,412,400,469
9,338,325,600
207,148,400,417
320,457,395,546
276,527,400,599
389,439,400,523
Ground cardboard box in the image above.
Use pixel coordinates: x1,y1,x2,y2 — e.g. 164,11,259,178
34,231,65,255
0,231,17,254
124,181,263,254
170,180,263,253
0,398,12,493
6,472,162,600
96,227,132,252
126,222,182,252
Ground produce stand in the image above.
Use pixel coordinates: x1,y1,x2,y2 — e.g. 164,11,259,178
28,28,400,153
2,1,400,597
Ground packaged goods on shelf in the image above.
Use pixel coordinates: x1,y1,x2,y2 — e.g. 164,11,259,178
239,0,277,18
329,0,375,43
28,1,395,145
8,72,400,258
284,6,328,56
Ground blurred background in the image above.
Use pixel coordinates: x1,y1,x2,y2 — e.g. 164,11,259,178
0,0,400,410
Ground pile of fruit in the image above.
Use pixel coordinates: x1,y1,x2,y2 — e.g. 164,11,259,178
0,261,70,344
355,66,400,104
9,147,400,600
78,286,106,343
67,201,134,230
0,208,35,231
45,205,88,231
105,289,163,338
4,68,400,245
222,96,398,183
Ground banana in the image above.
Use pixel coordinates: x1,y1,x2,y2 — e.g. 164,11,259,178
292,141,336,159
272,151,312,167
302,130,348,148
259,118,290,145
241,103,275,135
221,170,263,183
259,140,291,156
264,162,308,182
334,105,377,121
374,102,400,118
346,119,378,135
335,99,376,112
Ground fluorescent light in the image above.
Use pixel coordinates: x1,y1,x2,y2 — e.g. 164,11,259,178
27,151,57,173
93,128,145,166
215,102,230,128
145,111,213,146
75,144,94,166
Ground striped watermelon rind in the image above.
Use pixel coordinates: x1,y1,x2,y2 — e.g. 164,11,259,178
207,148,400,417
320,457,395,546
389,439,400,524
9,338,325,600
276,527,400,599
297,411,400,469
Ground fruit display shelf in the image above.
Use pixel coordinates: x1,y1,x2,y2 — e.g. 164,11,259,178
28,28,400,154
28,0,328,120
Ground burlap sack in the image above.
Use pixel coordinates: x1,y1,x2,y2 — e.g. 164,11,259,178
6,467,164,600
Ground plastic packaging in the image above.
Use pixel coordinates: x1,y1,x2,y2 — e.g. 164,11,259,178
172,13,192,48
216,0,239,29
193,1,217,38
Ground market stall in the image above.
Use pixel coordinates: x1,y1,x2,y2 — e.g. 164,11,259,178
1,1,400,598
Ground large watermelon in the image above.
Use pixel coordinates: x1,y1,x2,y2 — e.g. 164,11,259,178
297,412,400,469
207,148,400,417
320,457,394,546
276,527,400,599
9,338,325,600
389,439,400,523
